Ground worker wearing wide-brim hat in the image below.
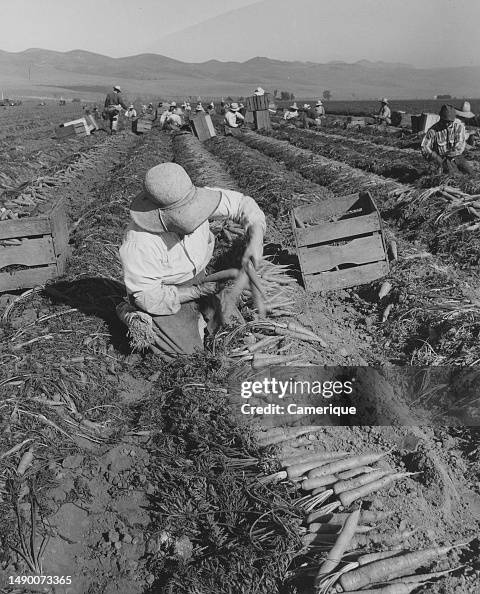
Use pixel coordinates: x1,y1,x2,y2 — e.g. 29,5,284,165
104,85,128,133
224,102,245,135
376,97,391,125
283,102,299,121
421,104,473,175
119,163,266,360
455,101,475,120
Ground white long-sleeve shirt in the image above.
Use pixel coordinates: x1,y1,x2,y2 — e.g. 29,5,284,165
119,188,266,316
284,110,298,121
224,110,244,128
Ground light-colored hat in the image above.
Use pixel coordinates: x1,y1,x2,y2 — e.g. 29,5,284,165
114,85,121,92
316,100,323,106
380,97,388,104
289,103,298,110
130,163,221,235
230,102,241,111
254,87,265,96
456,101,475,119
170,101,177,107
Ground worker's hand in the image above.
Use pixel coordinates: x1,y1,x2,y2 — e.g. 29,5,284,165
178,283,219,303
242,225,264,270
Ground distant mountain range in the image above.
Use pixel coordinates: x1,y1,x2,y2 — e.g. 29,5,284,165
1,48,479,100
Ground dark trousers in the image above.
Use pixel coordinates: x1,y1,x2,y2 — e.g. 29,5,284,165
443,155,473,175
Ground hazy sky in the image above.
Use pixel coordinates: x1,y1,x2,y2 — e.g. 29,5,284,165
1,0,480,67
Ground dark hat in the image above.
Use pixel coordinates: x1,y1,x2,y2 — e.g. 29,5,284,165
439,104,456,122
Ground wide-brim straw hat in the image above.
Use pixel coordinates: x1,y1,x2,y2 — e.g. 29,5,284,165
114,85,122,92
380,97,388,104
289,103,298,110
456,101,475,118
230,102,241,111
130,163,221,235
316,100,323,106
439,104,457,122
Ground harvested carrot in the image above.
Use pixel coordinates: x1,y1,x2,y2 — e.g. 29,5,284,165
281,450,348,468
382,303,394,323
378,281,392,299
309,522,372,534
16,447,34,476
337,466,374,480
357,548,404,566
389,239,398,261
315,508,361,581
339,544,462,591
308,510,392,526
390,565,464,584
223,228,233,242
342,586,418,594
302,532,338,546
302,474,338,491
339,472,415,508
258,425,323,447
252,352,302,369
247,335,281,353
273,326,326,346
333,469,391,495
307,452,389,480
287,455,350,480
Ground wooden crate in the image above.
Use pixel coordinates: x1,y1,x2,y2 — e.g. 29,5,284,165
245,94,270,111
244,110,254,124
291,192,389,292
413,113,440,134
391,111,411,128
191,113,216,141
253,110,271,131
133,118,152,133
62,118,89,137
55,124,76,139
0,198,70,292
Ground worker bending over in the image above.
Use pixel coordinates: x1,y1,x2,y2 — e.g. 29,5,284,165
119,163,266,361
376,98,391,125
104,85,127,134
284,102,299,121
224,102,244,134
421,104,472,175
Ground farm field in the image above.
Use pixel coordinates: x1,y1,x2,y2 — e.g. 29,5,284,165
0,107,479,594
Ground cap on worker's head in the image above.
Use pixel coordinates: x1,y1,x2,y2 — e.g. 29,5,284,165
130,163,221,235
316,100,323,106
289,102,298,110
380,97,388,104
439,104,457,122
230,102,240,111
114,85,121,92
456,101,475,119
254,87,265,96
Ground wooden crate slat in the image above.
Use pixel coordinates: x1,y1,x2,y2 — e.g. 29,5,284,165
55,125,76,139
48,198,70,274
295,213,381,247
0,219,51,240
245,95,270,111
305,261,389,292
0,237,56,269
294,193,373,223
191,113,216,141
0,266,59,292
298,234,385,273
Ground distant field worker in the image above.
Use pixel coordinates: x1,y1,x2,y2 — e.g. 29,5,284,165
284,102,299,121
118,163,266,361
104,85,127,134
206,102,215,116
377,98,391,125
268,101,277,115
421,104,472,175
125,105,137,119
196,102,205,113
165,107,184,131
299,104,317,129
224,102,245,135
455,101,477,145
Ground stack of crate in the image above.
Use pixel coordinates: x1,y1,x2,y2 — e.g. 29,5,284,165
245,95,271,131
